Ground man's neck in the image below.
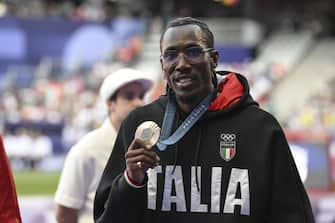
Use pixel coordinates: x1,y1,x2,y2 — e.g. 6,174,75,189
176,101,196,114
176,91,213,114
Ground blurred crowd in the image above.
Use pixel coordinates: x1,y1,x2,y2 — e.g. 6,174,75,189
0,0,144,22
0,0,334,171
284,77,335,133
0,60,163,170
1,64,103,167
1,57,334,171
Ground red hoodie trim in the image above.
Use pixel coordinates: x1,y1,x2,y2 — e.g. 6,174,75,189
0,135,22,223
208,73,244,111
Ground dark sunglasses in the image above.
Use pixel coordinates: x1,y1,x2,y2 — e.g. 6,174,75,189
161,46,214,66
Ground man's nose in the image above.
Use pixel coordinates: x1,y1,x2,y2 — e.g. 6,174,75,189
175,53,191,71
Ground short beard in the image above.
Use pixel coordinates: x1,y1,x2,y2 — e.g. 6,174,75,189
174,90,208,112
176,94,197,105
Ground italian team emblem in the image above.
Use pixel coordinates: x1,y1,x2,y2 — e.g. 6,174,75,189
219,133,236,161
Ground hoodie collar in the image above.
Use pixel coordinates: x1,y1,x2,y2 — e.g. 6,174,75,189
208,72,244,111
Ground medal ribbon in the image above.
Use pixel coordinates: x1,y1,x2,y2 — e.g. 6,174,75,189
156,92,214,151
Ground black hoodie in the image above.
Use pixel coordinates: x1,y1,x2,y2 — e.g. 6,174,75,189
94,72,315,223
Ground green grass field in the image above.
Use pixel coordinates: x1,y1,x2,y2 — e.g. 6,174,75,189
13,171,61,195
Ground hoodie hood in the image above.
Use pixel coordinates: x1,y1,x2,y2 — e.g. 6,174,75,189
206,71,258,117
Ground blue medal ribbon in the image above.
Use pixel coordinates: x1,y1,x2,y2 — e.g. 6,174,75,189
156,92,214,151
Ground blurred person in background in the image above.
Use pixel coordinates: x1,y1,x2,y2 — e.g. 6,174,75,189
0,134,22,223
54,68,153,223
94,17,315,222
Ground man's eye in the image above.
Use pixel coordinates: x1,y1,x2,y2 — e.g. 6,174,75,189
125,93,135,100
163,51,177,61
185,47,202,58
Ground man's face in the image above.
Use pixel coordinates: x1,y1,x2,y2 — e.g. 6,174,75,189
109,82,146,122
160,24,218,105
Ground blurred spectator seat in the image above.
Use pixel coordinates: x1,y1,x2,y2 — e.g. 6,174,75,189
63,24,115,72
248,31,313,104
216,44,254,63
4,65,35,88
20,17,82,65
111,17,145,64
4,121,65,154
0,16,145,73
111,17,145,45
0,17,27,75
250,31,313,78
269,38,335,120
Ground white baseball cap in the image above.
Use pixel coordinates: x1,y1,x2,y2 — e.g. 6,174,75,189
100,68,153,102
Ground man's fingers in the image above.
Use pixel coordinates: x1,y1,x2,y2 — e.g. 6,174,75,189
127,155,158,168
128,138,142,151
126,148,157,159
126,148,160,169
126,151,159,165
126,139,160,173
128,138,151,151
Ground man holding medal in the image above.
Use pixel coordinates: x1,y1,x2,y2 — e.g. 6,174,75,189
94,17,315,223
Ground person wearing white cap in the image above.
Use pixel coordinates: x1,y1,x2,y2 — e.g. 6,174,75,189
55,68,153,223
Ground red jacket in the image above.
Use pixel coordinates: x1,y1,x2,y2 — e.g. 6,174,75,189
0,135,22,223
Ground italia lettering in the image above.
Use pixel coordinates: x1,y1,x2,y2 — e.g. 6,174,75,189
161,166,186,212
147,166,250,215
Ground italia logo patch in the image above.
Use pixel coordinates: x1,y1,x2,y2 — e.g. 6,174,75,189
219,133,236,161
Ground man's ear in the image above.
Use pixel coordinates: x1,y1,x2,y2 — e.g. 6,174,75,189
160,56,164,70
160,58,169,80
107,100,115,112
210,50,219,69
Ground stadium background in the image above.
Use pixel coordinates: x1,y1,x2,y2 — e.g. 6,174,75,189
0,0,334,222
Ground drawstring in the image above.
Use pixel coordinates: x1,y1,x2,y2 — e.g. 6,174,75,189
194,125,202,192
169,110,203,192
171,143,178,174
171,110,180,175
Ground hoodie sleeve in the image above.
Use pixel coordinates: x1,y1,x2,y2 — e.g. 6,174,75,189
267,128,315,223
94,120,147,223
